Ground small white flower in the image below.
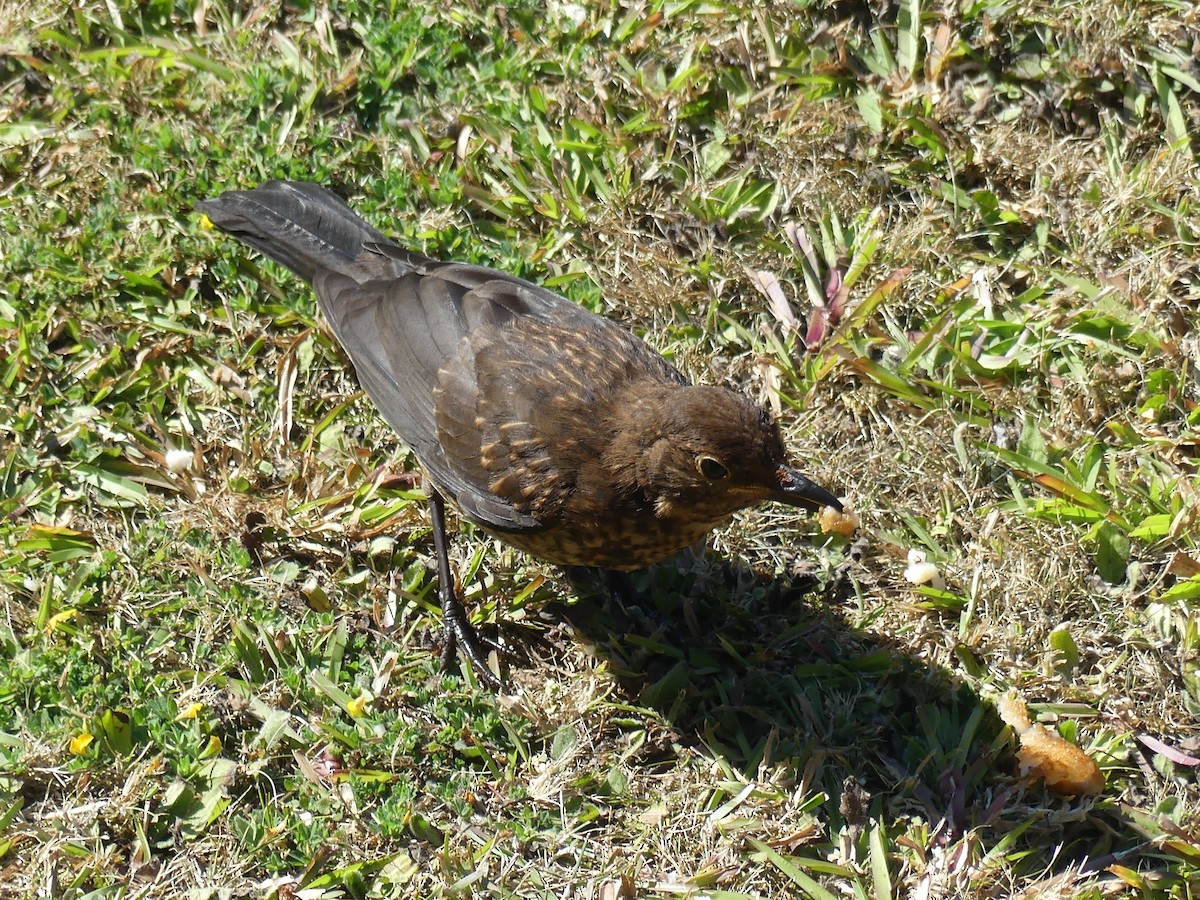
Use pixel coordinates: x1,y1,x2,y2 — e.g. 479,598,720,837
165,448,194,474
557,2,587,27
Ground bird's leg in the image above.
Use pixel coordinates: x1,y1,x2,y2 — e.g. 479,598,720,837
428,489,504,690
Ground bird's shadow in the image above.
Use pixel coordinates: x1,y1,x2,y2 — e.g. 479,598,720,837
548,555,989,785
521,551,1144,884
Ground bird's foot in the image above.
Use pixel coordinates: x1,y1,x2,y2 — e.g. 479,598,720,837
440,585,505,691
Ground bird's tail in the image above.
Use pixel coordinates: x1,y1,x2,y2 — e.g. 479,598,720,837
197,180,393,284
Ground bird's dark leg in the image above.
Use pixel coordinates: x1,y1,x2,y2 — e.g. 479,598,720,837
428,489,503,690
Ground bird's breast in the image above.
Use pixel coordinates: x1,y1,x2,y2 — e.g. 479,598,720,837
482,504,729,570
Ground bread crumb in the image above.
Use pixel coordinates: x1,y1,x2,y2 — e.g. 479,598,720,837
903,549,946,590
819,501,860,537
997,693,1104,796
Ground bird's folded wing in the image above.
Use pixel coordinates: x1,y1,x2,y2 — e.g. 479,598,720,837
313,267,548,531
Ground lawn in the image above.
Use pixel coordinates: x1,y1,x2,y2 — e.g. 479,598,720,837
2,1,1199,897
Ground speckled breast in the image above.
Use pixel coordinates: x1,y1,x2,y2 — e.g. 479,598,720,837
483,510,731,571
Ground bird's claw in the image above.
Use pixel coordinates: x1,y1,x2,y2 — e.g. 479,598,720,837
440,586,505,690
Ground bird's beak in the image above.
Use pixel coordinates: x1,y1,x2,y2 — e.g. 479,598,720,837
773,464,843,512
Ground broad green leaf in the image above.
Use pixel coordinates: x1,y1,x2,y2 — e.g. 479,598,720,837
897,0,921,76
550,725,579,762
1129,514,1173,541
857,88,883,133
1016,417,1048,466
1092,521,1130,585
870,822,893,900
1049,627,1080,677
1158,577,1200,604
98,708,133,756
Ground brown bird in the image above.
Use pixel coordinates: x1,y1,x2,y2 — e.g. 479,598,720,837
198,181,841,687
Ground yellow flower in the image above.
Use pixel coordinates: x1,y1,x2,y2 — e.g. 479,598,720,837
44,609,78,634
69,732,94,755
175,702,204,721
199,736,222,759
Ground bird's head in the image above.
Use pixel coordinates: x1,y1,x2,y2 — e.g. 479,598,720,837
611,384,842,522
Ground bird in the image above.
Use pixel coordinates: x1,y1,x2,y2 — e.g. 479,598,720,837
198,180,842,688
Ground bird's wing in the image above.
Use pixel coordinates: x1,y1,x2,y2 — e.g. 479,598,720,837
313,252,669,532
431,275,687,526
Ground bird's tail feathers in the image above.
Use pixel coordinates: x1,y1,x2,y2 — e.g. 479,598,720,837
197,180,394,283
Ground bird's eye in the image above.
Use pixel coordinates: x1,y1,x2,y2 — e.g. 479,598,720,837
697,455,729,480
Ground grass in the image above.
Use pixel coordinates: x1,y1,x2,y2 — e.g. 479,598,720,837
2,0,1199,896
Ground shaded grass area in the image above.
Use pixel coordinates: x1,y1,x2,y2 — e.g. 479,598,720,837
2,0,1199,896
